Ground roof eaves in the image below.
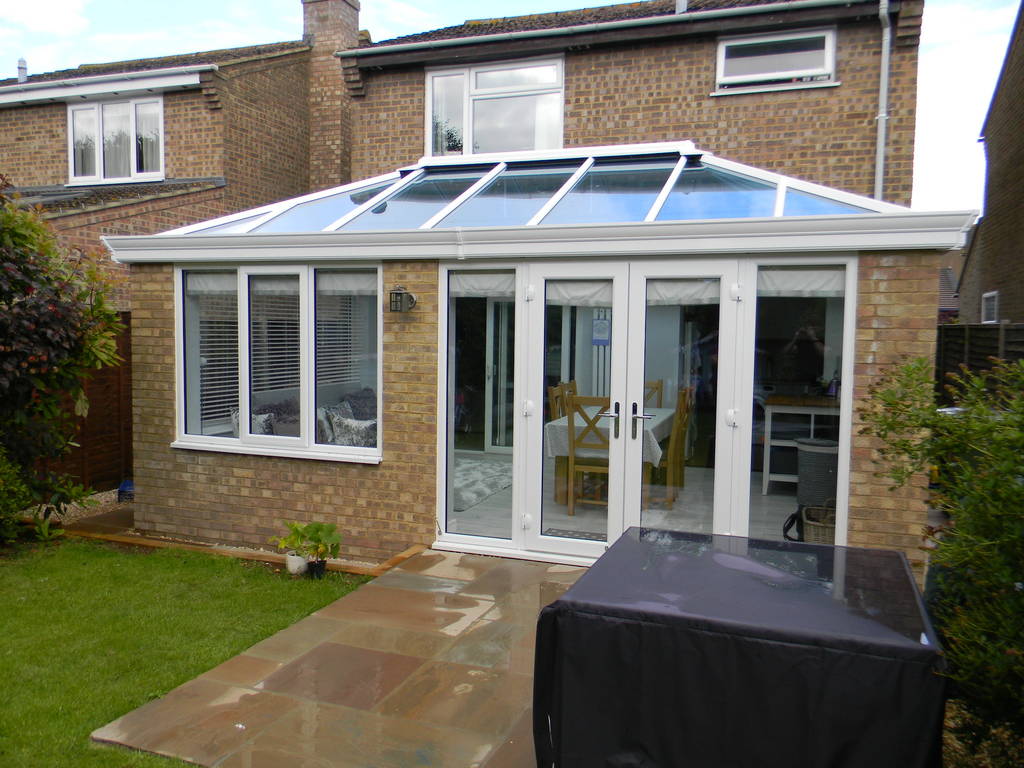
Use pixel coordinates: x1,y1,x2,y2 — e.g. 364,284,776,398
339,0,878,60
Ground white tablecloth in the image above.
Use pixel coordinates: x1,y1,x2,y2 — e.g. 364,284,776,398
544,406,674,466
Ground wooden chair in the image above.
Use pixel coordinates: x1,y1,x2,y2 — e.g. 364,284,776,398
565,393,611,516
652,387,694,506
547,385,565,421
644,379,664,408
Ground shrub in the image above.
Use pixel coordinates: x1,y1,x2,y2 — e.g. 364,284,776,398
861,358,1024,750
0,447,32,542
0,179,122,529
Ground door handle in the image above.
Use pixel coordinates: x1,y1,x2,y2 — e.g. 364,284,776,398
631,401,652,439
598,401,620,439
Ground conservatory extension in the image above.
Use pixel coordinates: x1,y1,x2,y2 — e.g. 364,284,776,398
106,141,974,567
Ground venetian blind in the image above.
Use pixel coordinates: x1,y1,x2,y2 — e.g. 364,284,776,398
184,272,238,430
249,276,300,394
316,271,375,387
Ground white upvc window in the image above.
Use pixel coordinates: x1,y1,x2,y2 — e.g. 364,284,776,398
715,29,836,94
981,291,999,324
67,96,164,184
425,57,564,156
175,265,382,463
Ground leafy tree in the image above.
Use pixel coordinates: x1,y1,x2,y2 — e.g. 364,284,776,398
0,179,122,528
861,357,1024,754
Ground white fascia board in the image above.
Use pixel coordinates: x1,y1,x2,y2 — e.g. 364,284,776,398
0,66,214,107
105,211,977,264
411,140,697,169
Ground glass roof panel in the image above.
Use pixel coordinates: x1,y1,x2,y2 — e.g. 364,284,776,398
188,212,268,234
254,182,393,233
538,158,676,227
435,163,579,228
341,169,490,231
657,166,776,221
783,188,870,216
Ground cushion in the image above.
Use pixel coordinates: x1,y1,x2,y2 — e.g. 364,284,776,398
341,387,377,421
230,407,275,435
328,413,377,448
316,401,354,444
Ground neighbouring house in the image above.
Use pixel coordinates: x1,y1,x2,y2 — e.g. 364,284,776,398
957,1,1024,324
0,0,359,302
98,0,976,578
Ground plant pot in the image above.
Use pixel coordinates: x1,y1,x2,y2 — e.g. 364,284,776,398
306,559,327,579
284,552,307,575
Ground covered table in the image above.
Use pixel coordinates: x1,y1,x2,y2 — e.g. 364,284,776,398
534,528,945,768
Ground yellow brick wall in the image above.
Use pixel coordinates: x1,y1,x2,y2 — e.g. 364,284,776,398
849,250,940,578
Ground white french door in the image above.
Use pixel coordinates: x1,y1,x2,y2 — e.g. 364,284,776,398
522,260,743,559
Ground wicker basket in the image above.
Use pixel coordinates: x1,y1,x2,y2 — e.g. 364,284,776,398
801,504,836,544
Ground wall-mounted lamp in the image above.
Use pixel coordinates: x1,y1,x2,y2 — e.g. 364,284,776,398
389,286,417,312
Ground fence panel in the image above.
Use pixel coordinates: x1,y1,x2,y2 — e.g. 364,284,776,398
46,312,132,492
936,322,1024,397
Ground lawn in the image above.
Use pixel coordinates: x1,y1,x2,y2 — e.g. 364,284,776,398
0,539,367,767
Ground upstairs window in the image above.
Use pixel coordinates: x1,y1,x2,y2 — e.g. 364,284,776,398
68,97,163,183
426,58,563,156
981,291,999,324
716,29,836,93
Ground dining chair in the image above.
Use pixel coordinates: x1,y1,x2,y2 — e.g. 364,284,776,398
565,393,611,516
547,385,565,421
652,386,694,506
644,379,664,408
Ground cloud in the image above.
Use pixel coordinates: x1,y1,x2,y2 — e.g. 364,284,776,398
1,0,89,37
360,0,444,42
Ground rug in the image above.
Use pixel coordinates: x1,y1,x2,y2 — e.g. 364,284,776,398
543,528,607,541
451,457,513,511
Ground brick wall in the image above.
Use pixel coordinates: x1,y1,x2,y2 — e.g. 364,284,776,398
128,260,438,564
0,102,66,185
304,0,360,191
219,53,312,210
350,18,918,203
958,10,1024,323
849,250,940,578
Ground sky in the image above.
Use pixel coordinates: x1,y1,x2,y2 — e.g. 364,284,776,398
1,0,1018,211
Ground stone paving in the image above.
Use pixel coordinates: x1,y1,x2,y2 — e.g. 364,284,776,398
92,549,586,767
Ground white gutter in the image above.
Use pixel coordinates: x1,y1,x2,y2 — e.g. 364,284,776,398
104,210,977,264
338,0,877,58
0,65,218,106
874,0,892,200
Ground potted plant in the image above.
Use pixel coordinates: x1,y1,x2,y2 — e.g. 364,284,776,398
268,521,308,575
301,522,341,579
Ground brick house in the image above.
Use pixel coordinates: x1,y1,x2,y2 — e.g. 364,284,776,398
0,0,358,305
957,1,1024,324
98,0,974,578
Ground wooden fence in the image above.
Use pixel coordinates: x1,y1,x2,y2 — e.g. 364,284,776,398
935,323,1024,393
46,312,132,492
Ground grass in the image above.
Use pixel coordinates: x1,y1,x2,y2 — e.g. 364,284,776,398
0,538,368,767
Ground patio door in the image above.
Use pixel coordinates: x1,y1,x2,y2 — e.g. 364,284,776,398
523,261,741,559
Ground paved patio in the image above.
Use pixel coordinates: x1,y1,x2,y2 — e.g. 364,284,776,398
92,549,586,767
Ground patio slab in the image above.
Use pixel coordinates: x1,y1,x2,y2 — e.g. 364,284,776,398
92,549,586,767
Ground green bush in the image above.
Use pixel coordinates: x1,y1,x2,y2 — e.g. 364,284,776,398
0,179,121,529
861,358,1024,750
0,447,32,542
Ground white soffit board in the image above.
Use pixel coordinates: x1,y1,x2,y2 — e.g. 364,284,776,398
0,66,213,106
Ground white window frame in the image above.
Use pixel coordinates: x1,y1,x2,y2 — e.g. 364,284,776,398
424,56,564,157
172,264,384,463
981,290,999,324
66,95,165,185
714,28,837,96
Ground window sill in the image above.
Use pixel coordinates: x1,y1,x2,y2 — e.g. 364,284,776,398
66,175,165,187
710,81,840,97
170,439,383,464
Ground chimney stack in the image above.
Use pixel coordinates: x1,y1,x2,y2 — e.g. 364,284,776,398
17,58,27,83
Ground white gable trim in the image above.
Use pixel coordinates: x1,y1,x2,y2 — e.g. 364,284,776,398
0,66,215,107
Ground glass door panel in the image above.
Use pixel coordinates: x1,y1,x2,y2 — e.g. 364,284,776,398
445,271,515,540
749,265,846,543
526,264,628,559
637,278,721,533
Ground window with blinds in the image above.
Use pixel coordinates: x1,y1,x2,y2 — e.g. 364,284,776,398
179,266,380,457
183,272,238,437
249,275,301,436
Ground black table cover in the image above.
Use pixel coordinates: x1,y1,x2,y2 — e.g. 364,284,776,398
534,528,945,768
